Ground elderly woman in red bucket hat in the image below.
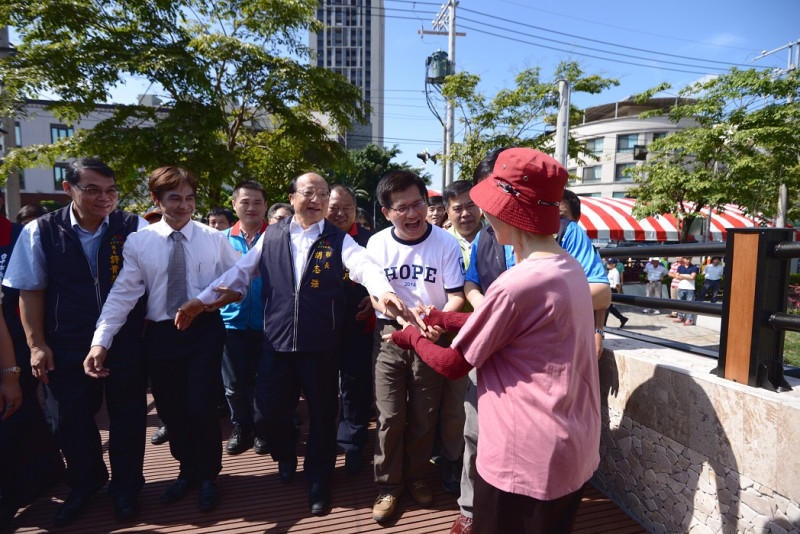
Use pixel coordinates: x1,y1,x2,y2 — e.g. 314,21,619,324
386,147,600,533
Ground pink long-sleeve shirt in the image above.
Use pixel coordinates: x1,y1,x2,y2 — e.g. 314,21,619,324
452,252,601,501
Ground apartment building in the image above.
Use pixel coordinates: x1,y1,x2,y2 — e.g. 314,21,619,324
310,0,384,149
1,99,127,207
568,97,698,198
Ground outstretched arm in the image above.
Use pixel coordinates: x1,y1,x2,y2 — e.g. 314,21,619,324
419,306,471,333
174,287,243,330
388,322,472,380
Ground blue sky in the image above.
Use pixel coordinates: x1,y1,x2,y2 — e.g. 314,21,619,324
379,0,800,181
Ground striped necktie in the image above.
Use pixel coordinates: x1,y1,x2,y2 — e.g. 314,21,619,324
166,231,188,318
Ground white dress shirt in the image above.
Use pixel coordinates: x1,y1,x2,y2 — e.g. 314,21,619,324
92,220,241,349
196,217,393,304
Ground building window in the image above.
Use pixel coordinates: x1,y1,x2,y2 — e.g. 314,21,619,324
18,169,24,191
15,122,21,147
615,163,636,182
584,137,603,156
583,166,602,182
51,125,74,144
652,132,667,142
578,192,601,198
54,164,69,189
567,168,578,185
612,191,633,199
617,134,639,153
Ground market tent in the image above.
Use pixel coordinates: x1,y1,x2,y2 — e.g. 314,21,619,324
576,197,792,242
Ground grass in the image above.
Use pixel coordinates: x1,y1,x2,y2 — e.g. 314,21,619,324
784,331,800,367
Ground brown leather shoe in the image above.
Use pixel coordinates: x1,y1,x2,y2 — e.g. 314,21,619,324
449,513,473,534
407,479,433,506
372,493,398,523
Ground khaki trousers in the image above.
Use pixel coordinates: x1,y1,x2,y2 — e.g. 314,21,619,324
373,321,444,492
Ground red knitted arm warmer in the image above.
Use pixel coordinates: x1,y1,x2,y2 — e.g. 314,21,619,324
391,326,472,380
425,309,471,332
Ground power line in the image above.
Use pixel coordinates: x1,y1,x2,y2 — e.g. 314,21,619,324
386,0,759,54
384,0,441,5
341,132,442,144
458,12,763,70
458,23,714,76
370,6,770,74
383,113,439,120
491,0,759,53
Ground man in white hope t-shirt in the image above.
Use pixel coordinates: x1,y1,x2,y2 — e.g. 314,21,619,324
367,170,466,523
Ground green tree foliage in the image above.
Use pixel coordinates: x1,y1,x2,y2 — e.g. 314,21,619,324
0,0,366,208
629,68,800,242
440,61,618,179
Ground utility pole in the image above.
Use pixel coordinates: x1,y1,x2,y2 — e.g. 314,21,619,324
427,1,460,186
445,2,456,185
752,39,800,228
554,79,570,168
0,26,20,219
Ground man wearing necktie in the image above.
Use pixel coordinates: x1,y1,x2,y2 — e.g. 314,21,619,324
84,166,241,513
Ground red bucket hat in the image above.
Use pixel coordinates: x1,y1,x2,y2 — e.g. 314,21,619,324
470,148,568,234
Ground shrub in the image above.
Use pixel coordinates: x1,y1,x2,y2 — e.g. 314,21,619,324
788,285,800,310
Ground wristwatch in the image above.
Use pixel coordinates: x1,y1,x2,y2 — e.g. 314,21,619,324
0,366,21,375
594,329,605,338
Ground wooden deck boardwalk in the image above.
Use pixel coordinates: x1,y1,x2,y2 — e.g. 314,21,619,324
7,395,646,533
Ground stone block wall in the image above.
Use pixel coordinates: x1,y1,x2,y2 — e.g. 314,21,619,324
593,337,800,533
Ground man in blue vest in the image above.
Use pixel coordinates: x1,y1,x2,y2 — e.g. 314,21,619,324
220,180,268,455
2,158,148,526
177,172,407,517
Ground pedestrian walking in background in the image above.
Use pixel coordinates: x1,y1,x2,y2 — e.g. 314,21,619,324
605,258,628,328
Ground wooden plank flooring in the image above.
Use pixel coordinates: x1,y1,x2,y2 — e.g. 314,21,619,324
8,395,646,533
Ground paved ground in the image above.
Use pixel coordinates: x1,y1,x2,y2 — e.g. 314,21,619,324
604,300,722,351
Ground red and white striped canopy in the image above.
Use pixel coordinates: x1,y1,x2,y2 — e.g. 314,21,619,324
577,197,792,242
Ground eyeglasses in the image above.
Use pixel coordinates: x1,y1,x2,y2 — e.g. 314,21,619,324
390,199,426,216
72,183,120,197
296,188,330,200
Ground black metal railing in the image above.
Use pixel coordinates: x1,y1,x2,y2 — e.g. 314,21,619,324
597,242,725,318
593,232,799,392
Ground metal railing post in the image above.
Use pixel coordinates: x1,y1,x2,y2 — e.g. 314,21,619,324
716,228,793,391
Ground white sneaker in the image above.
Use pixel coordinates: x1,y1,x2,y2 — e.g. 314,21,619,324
651,310,660,315
642,309,651,314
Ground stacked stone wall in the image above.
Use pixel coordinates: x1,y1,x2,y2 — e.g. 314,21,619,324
595,341,800,533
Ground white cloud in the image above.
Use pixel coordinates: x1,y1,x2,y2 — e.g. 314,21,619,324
704,33,744,48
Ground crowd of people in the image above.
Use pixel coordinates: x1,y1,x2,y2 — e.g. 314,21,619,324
0,147,646,533
603,255,724,329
